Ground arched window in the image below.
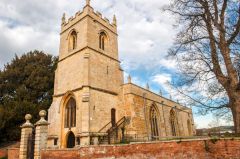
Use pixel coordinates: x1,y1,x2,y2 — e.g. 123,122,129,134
187,119,192,135
150,105,160,140
99,32,107,50
69,31,77,51
170,109,178,136
64,97,76,128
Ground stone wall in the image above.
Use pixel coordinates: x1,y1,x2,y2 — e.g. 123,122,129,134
0,149,7,158
41,138,240,159
48,1,123,148
8,148,19,159
120,83,195,139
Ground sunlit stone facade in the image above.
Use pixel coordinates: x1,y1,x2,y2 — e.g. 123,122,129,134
47,0,195,148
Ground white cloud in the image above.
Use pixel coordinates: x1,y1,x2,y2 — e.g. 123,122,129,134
0,0,224,129
0,0,178,77
0,20,59,66
158,58,177,69
151,73,174,96
0,0,83,68
0,0,178,72
152,73,172,86
91,0,177,71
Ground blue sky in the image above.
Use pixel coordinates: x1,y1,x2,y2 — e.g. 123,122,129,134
0,0,232,128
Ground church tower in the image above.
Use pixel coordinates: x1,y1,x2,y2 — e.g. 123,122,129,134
48,0,123,147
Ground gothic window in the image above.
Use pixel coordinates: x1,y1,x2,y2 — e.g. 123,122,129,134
64,97,76,128
69,31,77,51
170,109,178,136
150,105,160,140
99,32,107,50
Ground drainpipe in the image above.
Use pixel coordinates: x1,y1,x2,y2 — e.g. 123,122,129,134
143,93,150,141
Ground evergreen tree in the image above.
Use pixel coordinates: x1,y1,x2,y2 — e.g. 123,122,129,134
0,50,57,142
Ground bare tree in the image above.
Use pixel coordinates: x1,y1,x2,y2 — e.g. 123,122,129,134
167,0,240,133
208,116,221,135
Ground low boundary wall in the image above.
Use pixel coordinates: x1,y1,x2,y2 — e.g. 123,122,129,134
0,149,7,158
41,138,240,159
8,148,19,159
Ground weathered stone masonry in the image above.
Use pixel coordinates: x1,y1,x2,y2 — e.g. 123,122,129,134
47,0,196,149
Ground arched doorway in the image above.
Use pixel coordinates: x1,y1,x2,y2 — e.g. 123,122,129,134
150,105,160,140
66,131,75,148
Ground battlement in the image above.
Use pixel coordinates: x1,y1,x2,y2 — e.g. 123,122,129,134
96,11,102,18
92,9,114,26
61,4,117,34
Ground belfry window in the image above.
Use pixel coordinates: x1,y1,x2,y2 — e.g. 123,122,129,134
99,32,107,50
150,105,159,140
65,97,76,128
170,109,178,136
69,31,77,51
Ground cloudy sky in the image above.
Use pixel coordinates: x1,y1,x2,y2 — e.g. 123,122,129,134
0,0,231,128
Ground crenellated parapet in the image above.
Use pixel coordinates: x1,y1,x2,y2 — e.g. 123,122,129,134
61,1,117,34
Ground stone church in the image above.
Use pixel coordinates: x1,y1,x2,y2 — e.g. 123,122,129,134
47,0,195,148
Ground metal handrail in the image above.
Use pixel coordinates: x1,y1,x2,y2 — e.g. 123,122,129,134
107,116,126,134
97,116,127,144
98,121,112,133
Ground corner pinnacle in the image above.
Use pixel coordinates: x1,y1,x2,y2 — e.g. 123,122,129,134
86,0,91,6
113,14,117,26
